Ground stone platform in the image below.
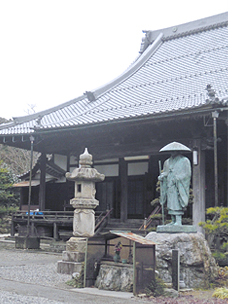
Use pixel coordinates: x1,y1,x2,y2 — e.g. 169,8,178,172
146,232,218,289
157,225,197,233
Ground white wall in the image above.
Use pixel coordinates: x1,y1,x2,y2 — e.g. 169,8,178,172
54,154,67,183
54,154,67,170
94,164,119,177
128,162,148,176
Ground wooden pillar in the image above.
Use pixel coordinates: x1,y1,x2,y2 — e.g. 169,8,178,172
119,158,128,222
226,116,228,206
192,139,205,232
53,222,59,240
39,152,46,211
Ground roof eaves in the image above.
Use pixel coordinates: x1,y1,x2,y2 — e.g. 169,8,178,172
32,104,220,135
0,121,16,130
5,95,85,127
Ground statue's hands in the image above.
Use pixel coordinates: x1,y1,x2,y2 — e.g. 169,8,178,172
158,172,167,181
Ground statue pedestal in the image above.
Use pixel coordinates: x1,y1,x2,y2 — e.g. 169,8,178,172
146,232,218,288
157,225,197,233
57,237,87,275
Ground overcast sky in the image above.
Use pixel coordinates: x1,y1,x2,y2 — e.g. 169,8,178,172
0,0,228,119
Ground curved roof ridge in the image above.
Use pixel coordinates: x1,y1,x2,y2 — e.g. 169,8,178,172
92,33,164,99
0,33,164,130
163,20,228,41
144,11,228,43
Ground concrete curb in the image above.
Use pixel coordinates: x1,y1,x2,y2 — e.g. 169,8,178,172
71,287,134,299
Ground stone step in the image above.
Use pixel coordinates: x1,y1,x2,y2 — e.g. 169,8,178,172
57,260,83,275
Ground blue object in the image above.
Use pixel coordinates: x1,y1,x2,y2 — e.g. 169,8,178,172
26,211,43,215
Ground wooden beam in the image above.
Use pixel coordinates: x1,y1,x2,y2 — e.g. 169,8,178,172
39,152,46,211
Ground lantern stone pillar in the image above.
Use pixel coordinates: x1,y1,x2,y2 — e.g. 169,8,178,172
57,148,105,275
66,148,105,237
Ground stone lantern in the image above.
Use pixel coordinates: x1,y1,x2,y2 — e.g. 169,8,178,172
66,148,105,237
57,148,105,275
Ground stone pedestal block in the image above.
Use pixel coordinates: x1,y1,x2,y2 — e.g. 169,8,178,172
146,232,218,289
57,261,83,274
73,209,95,237
62,251,85,262
57,237,87,275
66,237,87,252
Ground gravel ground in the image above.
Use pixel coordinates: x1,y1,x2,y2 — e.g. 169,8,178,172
0,249,71,288
0,239,72,303
0,240,139,304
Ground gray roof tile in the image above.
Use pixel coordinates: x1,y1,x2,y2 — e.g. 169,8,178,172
1,12,228,135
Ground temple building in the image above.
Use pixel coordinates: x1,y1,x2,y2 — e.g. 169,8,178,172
1,12,228,229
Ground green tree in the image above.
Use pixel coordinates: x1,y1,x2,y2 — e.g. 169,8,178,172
0,116,39,175
0,161,19,209
0,145,39,175
199,207,228,266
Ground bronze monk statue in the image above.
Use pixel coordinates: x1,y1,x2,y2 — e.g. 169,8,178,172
158,142,191,226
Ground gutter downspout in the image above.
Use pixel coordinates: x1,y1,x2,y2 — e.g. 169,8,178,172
212,111,219,207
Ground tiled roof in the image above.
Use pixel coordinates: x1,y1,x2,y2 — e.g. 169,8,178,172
1,12,228,136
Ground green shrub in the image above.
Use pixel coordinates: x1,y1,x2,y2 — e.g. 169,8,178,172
150,213,162,220
0,161,19,209
213,251,228,267
66,263,84,288
199,207,228,266
213,287,228,299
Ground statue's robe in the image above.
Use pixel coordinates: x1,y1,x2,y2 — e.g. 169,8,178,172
160,155,191,215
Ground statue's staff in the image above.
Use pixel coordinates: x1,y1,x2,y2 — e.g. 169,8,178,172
159,160,165,226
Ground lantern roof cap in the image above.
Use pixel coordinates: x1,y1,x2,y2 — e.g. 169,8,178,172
79,148,93,167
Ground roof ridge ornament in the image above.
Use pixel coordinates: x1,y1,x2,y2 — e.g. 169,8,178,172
205,84,219,104
85,91,96,102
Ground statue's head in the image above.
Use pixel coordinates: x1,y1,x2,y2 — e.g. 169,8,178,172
159,141,191,154
170,151,180,158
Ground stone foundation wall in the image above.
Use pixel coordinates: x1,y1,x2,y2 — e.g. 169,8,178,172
146,232,219,288
95,261,133,292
